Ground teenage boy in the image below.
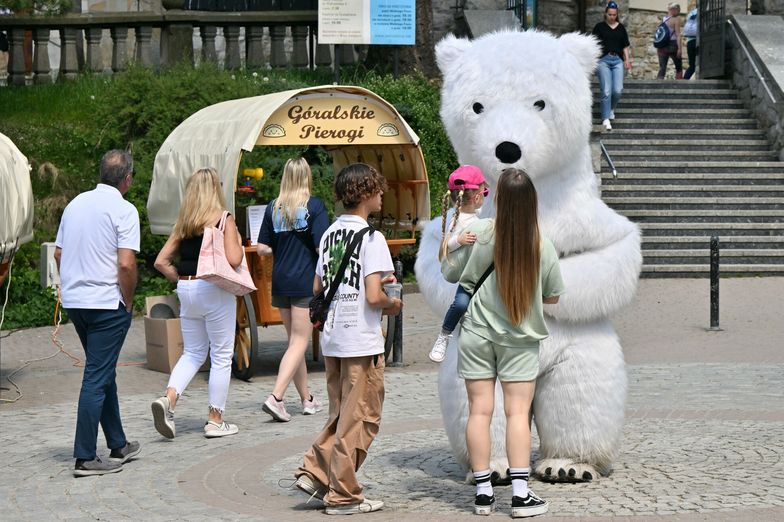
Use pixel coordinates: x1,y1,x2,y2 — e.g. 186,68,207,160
293,163,402,515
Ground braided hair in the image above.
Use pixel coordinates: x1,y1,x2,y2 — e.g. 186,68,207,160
439,187,467,261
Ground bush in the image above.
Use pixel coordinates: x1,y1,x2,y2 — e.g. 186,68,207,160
0,65,457,330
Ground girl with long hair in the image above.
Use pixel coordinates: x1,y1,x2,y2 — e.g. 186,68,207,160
441,168,565,517
257,157,329,422
430,165,488,363
152,167,244,438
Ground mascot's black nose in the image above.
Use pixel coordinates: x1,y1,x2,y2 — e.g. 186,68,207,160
495,141,522,164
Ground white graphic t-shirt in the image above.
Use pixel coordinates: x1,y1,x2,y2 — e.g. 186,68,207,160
316,214,394,357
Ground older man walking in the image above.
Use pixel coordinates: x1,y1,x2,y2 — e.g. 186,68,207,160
54,150,142,477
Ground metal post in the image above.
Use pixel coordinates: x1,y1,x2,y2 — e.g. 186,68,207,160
709,235,721,331
333,44,341,84
389,259,404,366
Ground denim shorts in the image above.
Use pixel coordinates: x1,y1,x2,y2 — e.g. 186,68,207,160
458,327,539,382
271,294,311,309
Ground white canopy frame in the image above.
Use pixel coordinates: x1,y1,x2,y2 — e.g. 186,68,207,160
148,85,430,235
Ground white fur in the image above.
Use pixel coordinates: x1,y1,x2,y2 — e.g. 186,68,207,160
416,29,642,482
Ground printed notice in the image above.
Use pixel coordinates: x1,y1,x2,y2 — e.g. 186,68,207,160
318,0,415,45
246,205,267,245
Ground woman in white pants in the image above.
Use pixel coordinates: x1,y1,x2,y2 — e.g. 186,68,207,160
152,167,243,438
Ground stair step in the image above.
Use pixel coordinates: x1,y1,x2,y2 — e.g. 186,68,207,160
606,197,784,205
611,161,784,173
607,119,759,129
593,88,738,98
620,209,784,220
593,79,732,89
598,129,767,137
594,108,752,117
639,222,784,235
641,264,784,276
602,185,784,196
608,151,779,161
594,100,746,110
642,236,784,249
601,173,784,184
601,139,771,151
643,248,784,257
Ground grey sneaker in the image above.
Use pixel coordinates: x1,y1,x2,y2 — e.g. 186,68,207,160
109,441,141,464
325,499,384,515
204,420,239,438
429,333,450,363
73,457,123,477
262,394,291,422
294,474,328,502
151,396,176,439
302,396,323,415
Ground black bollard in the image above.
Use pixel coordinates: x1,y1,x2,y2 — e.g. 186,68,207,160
709,236,720,331
390,259,404,366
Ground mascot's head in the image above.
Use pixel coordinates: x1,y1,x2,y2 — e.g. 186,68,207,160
436,30,600,193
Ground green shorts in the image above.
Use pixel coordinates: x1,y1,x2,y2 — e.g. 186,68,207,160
458,327,539,382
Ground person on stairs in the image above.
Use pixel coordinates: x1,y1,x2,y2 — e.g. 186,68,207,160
592,0,632,131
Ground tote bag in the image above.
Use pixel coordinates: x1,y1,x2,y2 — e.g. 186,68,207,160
196,211,257,296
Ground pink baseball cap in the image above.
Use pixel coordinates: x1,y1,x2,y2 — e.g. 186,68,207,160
448,165,486,190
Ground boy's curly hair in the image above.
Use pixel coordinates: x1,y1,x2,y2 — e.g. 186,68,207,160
334,163,388,209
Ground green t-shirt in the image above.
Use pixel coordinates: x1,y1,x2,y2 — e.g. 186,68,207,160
441,218,565,347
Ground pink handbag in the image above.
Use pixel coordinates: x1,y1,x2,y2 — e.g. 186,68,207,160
196,211,257,296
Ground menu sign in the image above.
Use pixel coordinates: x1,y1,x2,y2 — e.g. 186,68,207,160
257,93,412,146
318,0,415,45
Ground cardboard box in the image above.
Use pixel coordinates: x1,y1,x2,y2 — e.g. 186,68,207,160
144,295,208,373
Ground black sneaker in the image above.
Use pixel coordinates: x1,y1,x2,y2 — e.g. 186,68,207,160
73,456,123,477
109,441,141,464
511,491,549,518
474,494,496,515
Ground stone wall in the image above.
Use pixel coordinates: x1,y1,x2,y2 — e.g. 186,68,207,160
728,16,784,160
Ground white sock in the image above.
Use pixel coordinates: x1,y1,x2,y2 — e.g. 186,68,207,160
510,467,530,498
473,469,493,497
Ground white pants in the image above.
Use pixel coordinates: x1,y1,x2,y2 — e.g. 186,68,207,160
168,279,236,413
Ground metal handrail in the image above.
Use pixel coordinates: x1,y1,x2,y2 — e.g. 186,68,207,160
727,18,778,104
600,140,617,179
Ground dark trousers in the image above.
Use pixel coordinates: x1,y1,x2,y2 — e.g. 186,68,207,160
684,38,698,80
657,42,683,79
68,304,132,460
442,284,472,333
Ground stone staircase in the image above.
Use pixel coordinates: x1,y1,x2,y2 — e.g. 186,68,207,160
594,79,784,277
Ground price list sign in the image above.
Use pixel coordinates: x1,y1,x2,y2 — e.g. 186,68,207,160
318,0,415,45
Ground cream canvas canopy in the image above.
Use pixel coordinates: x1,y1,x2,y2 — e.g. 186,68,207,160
148,85,430,235
0,132,34,264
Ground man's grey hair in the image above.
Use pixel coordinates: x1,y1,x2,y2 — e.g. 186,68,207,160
100,150,134,188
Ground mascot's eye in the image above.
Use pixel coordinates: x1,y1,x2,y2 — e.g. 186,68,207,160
472,102,484,114
534,100,546,111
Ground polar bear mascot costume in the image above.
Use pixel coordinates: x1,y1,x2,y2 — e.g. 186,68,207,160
415,30,642,482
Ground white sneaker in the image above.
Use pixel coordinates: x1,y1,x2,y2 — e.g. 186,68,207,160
429,333,451,363
302,396,323,415
262,394,291,422
602,119,612,131
204,420,239,438
325,498,384,515
609,110,615,120
151,396,175,439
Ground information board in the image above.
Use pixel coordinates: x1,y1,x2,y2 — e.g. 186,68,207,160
318,0,415,45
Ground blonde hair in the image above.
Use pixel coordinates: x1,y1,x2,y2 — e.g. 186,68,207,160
273,157,311,228
172,167,226,239
667,2,681,10
494,168,541,325
439,186,481,261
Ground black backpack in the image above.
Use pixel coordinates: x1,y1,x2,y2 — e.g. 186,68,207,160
653,21,672,49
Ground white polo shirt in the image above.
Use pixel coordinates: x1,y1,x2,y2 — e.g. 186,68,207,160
55,184,140,309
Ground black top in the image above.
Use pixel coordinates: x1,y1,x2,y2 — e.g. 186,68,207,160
176,216,224,276
592,22,630,58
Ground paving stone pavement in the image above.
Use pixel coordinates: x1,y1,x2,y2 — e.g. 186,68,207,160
1,280,784,521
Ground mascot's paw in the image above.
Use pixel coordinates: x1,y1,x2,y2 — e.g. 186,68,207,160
535,459,598,483
463,459,512,485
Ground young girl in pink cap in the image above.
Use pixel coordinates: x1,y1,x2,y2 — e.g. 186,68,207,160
429,165,489,362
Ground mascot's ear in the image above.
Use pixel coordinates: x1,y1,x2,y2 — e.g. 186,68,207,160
436,34,472,75
558,32,602,78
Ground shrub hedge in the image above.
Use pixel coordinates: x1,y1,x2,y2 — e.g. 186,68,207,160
0,65,456,330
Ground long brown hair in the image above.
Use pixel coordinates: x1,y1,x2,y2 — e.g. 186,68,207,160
494,168,540,325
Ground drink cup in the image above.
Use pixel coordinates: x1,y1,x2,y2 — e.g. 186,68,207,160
383,282,402,300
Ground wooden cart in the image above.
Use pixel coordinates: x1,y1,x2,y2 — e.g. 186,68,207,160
148,86,430,381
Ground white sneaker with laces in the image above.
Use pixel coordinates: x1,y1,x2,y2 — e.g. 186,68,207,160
325,498,384,515
602,119,612,131
204,420,239,438
429,333,451,363
262,394,291,422
151,396,176,439
609,110,615,120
